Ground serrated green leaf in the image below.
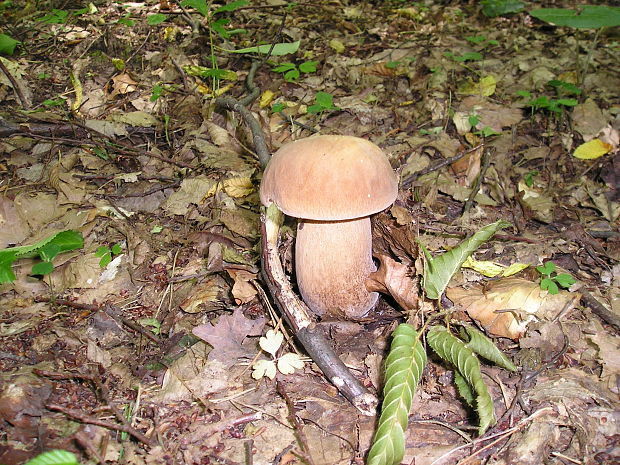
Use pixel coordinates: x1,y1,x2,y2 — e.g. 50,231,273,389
367,324,427,465
459,326,517,371
454,370,475,406
536,261,555,276
24,449,78,465
422,220,511,300
427,326,496,434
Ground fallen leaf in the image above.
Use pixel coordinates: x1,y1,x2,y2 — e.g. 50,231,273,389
573,139,612,160
192,308,265,365
367,254,418,310
447,278,580,339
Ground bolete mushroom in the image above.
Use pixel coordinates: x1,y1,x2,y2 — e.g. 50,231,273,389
260,135,398,320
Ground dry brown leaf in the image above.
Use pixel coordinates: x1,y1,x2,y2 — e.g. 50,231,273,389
367,254,418,311
447,278,580,339
228,269,258,304
192,308,265,365
179,275,230,313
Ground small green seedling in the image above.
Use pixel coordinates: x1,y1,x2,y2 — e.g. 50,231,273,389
271,60,318,82
95,243,123,268
536,261,576,294
307,91,339,115
147,13,167,25
117,13,135,26
517,90,578,115
468,114,501,137
0,230,84,283
524,170,539,187
139,318,161,336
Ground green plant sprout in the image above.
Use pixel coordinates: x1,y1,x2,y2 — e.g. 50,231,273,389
468,114,501,137
95,242,123,268
0,230,84,283
524,170,539,187
271,60,318,82
535,261,576,295
517,79,581,117
307,91,339,115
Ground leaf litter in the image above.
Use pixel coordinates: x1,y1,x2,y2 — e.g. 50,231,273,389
0,1,619,465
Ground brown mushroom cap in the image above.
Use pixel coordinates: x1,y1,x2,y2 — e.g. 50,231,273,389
260,135,398,220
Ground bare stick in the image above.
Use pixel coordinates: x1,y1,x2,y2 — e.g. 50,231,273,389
261,205,378,416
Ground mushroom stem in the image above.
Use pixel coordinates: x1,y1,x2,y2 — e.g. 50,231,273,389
295,217,377,320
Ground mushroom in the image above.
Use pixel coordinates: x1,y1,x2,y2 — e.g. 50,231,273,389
260,135,398,320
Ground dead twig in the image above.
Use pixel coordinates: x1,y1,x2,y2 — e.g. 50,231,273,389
0,58,30,109
581,290,620,333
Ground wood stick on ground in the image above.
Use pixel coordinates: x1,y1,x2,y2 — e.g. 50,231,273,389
261,205,378,416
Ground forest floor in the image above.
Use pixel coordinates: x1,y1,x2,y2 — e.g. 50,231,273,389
0,1,619,465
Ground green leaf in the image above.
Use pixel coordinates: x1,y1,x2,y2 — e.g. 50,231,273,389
307,104,323,114
427,326,496,434
540,277,559,294
272,63,296,73
231,40,300,56
214,0,249,13
211,17,230,38
271,102,285,113
117,14,135,26
530,6,620,29
422,220,511,300
111,243,123,255
0,33,20,56
31,261,54,276
39,9,69,23
98,252,112,268
314,91,334,108
39,243,61,262
555,273,576,288
147,13,167,25
481,0,524,18
454,370,475,406
298,60,318,73
535,261,555,276
0,230,83,283
459,326,517,371
451,52,483,62
24,449,79,465
0,252,17,283
284,68,300,81
367,324,427,465
547,79,581,95
181,0,208,16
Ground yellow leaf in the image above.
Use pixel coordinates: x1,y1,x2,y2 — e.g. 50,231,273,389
223,177,254,198
329,38,345,53
458,75,496,97
502,262,529,277
573,139,612,160
462,256,504,277
260,90,275,108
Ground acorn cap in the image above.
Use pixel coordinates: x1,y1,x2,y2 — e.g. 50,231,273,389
260,135,398,220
